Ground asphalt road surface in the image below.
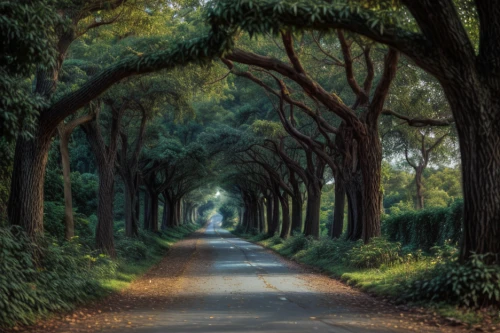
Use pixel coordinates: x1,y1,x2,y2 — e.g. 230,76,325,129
17,216,457,333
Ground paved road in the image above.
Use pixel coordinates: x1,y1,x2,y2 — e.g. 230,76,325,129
106,216,442,333
17,216,451,333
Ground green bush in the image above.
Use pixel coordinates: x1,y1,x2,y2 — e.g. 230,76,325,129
0,222,199,328
219,203,238,228
279,232,312,256
0,226,108,327
402,253,500,308
268,233,283,245
115,237,149,261
300,237,356,266
382,199,463,251
347,238,403,269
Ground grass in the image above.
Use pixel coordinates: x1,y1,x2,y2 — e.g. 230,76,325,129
99,224,200,294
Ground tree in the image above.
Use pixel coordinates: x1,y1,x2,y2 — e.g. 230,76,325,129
207,0,500,261
8,6,232,238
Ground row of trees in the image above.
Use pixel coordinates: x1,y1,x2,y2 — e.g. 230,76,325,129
1,0,498,264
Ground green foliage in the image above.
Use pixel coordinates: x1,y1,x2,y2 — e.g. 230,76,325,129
402,253,500,308
268,233,284,245
347,238,402,269
219,203,238,227
279,232,312,256
0,0,59,140
0,222,199,328
115,237,149,261
0,227,104,327
382,199,463,251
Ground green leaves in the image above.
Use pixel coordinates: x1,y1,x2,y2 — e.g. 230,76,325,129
402,253,500,307
0,0,60,141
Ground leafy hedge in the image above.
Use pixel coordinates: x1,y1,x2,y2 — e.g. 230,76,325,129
382,199,463,251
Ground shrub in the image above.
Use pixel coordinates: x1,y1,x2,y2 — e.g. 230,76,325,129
382,200,463,251
347,238,403,269
115,238,148,261
402,253,500,308
219,203,238,228
302,237,355,263
279,232,312,256
268,233,283,245
0,227,108,327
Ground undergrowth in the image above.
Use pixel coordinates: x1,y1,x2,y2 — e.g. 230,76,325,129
232,228,500,326
0,222,199,328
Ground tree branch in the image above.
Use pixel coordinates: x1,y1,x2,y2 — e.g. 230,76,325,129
382,109,454,127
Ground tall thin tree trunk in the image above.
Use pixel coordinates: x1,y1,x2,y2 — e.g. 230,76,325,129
143,191,150,230
415,167,424,210
265,194,273,234
58,130,74,240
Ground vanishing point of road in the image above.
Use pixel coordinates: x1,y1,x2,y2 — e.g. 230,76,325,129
16,215,463,333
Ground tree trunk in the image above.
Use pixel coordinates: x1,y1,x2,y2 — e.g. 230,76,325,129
176,199,182,226
57,113,95,240
331,178,346,238
143,191,151,230
265,194,273,234
303,183,322,239
358,129,382,242
149,191,159,232
447,90,500,262
161,197,169,230
269,193,280,236
123,179,138,237
279,192,291,239
345,179,363,241
415,166,424,210
95,166,116,257
58,130,74,240
258,198,265,233
8,135,51,237
135,189,140,224
289,171,303,233
291,196,303,234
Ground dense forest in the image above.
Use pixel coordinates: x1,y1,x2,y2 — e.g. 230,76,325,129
1,0,499,330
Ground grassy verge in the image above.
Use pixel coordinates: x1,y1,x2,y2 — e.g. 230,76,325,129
233,230,499,328
0,223,201,329
100,224,200,293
